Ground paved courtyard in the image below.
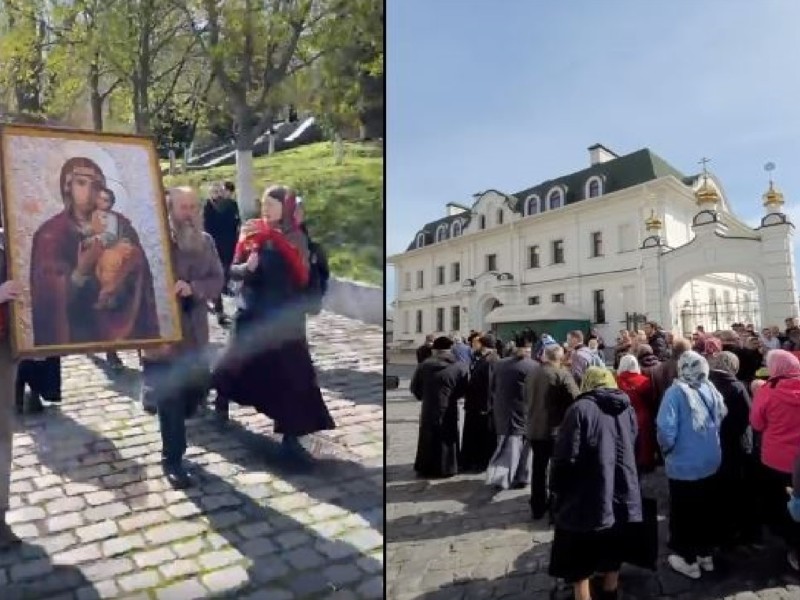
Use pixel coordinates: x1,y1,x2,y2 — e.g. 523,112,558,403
387,366,800,600
3,307,384,599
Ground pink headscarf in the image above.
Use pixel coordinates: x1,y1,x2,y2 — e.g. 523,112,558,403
766,349,800,378
702,336,723,357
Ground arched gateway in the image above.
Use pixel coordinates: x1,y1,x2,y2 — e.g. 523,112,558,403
641,175,798,332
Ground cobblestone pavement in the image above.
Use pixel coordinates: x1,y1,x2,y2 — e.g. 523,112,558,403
3,307,384,599
387,367,800,600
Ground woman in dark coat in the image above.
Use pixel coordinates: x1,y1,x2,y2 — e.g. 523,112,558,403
212,186,335,460
549,367,642,600
708,351,759,547
411,337,469,478
459,333,499,473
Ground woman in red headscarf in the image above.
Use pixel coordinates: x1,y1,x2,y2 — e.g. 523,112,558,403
212,185,335,461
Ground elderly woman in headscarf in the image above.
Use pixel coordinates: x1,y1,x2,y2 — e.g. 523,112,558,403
548,367,642,600
212,185,335,462
708,351,759,548
656,351,727,580
750,349,800,570
617,355,657,474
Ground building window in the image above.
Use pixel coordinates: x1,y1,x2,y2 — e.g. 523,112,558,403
416,270,424,289
485,254,497,272
452,220,462,237
547,188,564,210
451,262,461,282
451,306,460,332
525,195,540,216
552,239,565,264
527,245,540,269
479,215,486,230
436,265,445,285
593,289,606,323
552,293,565,304
403,311,410,333
586,176,603,198
497,209,504,225
591,231,603,257
436,307,445,332
415,310,423,333
435,224,448,243
403,272,411,291
528,296,540,306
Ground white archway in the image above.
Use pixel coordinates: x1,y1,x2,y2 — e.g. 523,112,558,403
641,213,798,331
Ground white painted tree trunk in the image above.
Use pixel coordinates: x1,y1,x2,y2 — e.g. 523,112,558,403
168,149,177,175
334,132,344,165
268,132,276,155
236,148,257,218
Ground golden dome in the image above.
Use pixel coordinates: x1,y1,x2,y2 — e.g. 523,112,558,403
644,209,662,232
694,176,720,205
763,181,784,207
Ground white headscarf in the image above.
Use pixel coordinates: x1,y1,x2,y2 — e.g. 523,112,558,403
674,351,727,431
617,354,641,375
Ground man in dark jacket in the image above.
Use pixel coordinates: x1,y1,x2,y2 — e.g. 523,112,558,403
416,334,434,364
203,181,241,326
525,343,579,519
486,344,537,489
645,321,668,361
410,336,469,478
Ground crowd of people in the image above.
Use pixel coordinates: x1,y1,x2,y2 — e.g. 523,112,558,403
411,319,800,600
0,177,334,548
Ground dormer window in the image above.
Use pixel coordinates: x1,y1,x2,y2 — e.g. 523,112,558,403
496,209,504,225
586,176,603,198
415,232,426,248
435,224,448,243
547,188,564,210
479,215,486,230
525,195,541,216
451,220,462,237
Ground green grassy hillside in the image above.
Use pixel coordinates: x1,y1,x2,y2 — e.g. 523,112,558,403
163,142,383,285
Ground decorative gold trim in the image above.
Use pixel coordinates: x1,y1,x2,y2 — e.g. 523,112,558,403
0,124,183,358
762,181,785,207
644,209,662,232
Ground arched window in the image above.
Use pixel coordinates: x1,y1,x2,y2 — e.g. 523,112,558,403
586,176,603,198
479,215,486,230
415,232,426,248
496,209,504,225
547,188,564,210
451,220,462,237
435,224,448,242
525,195,541,216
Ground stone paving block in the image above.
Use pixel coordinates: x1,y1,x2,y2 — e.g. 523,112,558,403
46,511,84,533
132,546,176,569
84,501,131,522
53,543,102,564
324,563,365,586
155,578,208,600
76,519,119,543
144,520,206,545
159,558,202,579
285,547,326,570
9,557,53,581
167,501,202,518
7,506,46,524
119,509,171,532
199,548,243,570
117,569,161,593
102,533,146,557
201,564,250,594
82,557,135,582
173,536,205,558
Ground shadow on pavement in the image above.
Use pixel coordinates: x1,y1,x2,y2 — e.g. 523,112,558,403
0,541,100,599
23,409,149,504
86,354,142,400
316,368,384,406
387,477,498,507
199,417,383,528
186,466,383,599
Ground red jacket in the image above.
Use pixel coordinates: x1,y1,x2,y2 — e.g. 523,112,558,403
616,371,657,472
234,220,309,288
751,376,800,473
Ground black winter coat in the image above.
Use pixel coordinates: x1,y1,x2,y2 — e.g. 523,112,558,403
709,369,753,459
550,387,642,533
491,355,537,436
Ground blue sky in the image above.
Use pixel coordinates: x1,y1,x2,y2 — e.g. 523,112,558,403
386,0,800,307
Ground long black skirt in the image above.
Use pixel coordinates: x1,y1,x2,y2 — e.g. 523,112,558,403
18,357,61,401
211,310,335,437
458,409,496,472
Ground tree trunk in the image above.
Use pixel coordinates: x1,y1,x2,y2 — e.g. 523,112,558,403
268,132,275,155
235,131,258,218
89,62,103,131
